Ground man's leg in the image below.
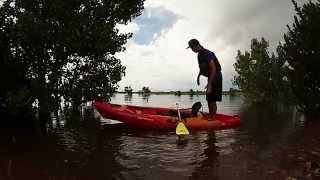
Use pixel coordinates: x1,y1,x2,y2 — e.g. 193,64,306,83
208,101,217,116
206,90,217,117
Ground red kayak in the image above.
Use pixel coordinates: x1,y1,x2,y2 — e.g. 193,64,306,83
93,101,240,130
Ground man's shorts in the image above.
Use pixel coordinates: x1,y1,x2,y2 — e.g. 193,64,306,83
206,71,222,102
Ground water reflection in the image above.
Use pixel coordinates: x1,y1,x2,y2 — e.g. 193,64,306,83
124,94,133,102
188,94,194,101
1,94,316,180
191,132,220,180
141,93,150,102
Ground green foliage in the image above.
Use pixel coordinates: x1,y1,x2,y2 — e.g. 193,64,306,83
233,38,292,103
0,0,145,115
189,89,194,95
5,87,34,115
141,86,151,94
229,88,237,96
174,91,181,96
280,0,320,117
0,1,34,118
0,1,26,95
124,86,133,94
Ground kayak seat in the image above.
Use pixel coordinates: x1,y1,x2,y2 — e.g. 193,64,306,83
168,110,192,119
191,102,202,117
167,102,202,119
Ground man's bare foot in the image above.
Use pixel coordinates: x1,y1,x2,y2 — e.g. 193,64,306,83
205,114,216,121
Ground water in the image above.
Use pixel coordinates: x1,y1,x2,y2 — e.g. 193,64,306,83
1,94,320,180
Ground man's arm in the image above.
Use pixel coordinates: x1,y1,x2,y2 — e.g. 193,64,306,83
207,60,217,94
197,71,201,85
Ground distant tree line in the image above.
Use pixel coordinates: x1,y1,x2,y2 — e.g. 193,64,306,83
122,87,216,96
123,86,150,95
233,0,320,118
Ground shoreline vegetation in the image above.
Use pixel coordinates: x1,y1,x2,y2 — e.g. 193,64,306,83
116,89,242,96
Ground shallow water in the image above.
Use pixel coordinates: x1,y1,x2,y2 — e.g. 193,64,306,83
1,94,320,180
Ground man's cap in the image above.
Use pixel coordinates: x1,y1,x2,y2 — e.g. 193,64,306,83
186,39,200,49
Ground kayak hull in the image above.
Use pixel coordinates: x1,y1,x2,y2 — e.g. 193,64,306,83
93,101,240,130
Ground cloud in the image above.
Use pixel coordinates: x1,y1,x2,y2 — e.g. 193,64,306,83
132,6,181,45
116,0,298,92
208,0,296,50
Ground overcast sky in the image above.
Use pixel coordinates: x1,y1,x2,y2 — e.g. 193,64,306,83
117,0,299,92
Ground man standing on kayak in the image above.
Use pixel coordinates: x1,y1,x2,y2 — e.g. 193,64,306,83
187,39,222,117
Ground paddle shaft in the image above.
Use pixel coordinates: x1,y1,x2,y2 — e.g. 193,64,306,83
177,107,182,121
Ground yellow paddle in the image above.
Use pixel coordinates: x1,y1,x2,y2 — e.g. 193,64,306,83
175,103,190,136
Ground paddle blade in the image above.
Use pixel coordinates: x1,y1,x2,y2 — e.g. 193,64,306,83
176,122,190,135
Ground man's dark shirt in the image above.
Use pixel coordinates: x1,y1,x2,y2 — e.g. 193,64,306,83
197,48,221,77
